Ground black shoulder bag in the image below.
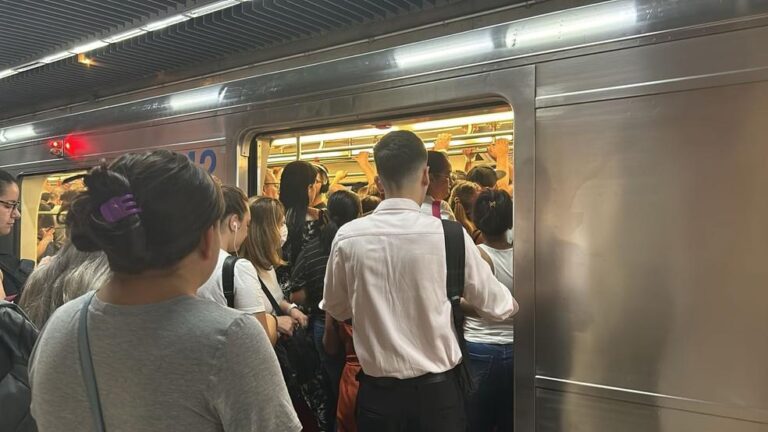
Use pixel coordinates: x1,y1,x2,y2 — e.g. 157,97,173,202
441,219,475,395
222,255,239,308
256,277,320,386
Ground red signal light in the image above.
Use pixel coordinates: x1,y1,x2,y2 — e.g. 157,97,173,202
49,134,87,158
48,140,64,156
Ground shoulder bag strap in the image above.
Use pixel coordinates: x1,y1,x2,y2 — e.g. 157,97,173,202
441,219,474,393
222,255,240,308
78,291,106,432
432,199,442,218
442,220,465,301
256,275,282,316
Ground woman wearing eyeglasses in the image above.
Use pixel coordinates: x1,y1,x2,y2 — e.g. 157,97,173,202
0,167,37,432
0,168,22,300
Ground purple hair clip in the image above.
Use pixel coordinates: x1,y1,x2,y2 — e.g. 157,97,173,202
99,194,141,223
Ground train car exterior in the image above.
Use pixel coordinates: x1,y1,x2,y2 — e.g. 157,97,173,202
2,0,768,430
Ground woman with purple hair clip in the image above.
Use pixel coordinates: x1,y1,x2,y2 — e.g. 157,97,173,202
29,150,300,432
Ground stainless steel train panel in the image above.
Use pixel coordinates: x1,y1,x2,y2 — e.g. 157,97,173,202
537,388,767,432
534,80,768,429
3,0,768,152
537,25,768,108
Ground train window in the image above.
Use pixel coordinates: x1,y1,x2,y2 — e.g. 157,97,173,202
256,105,514,198
19,171,86,263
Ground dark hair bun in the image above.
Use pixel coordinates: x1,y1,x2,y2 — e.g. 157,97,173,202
68,163,147,271
67,151,224,274
473,189,513,237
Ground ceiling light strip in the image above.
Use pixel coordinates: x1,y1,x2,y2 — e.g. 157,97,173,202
1,0,253,81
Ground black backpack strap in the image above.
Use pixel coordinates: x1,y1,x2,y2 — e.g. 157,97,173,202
222,255,240,309
257,276,282,315
441,219,474,394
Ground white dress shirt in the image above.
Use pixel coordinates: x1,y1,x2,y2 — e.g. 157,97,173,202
420,194,456,220
322,198,518,379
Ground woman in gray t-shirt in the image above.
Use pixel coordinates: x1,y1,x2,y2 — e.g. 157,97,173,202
29,151,300,432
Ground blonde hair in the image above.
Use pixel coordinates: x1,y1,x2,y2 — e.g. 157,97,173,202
240,196,286,270
449,180,481,215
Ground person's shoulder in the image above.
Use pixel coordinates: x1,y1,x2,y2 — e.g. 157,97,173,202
208,312,273,372
234,256,258,274
181,296,253,328
0,300,38,328
335,216,370,240
223,313,270,347
35,293,88,337
50,293,88,322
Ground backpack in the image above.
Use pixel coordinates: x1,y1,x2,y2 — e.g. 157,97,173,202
0,301,39,432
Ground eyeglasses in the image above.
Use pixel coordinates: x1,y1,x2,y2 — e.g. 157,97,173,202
0,199,21,212
265,182,280,190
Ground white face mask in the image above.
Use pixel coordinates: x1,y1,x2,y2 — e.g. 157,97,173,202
279,224,288,247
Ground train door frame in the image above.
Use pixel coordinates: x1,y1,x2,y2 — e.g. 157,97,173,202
241,65,537,431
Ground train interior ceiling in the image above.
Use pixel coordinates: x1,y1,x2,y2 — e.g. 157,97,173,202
261,105,513,185
22,105,514,263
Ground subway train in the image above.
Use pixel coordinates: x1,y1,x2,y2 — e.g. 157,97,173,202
2,0,768,430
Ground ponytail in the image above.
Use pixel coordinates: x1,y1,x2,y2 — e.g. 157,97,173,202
473,189,513,237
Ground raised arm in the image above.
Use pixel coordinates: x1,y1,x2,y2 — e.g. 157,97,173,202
492,138,512,194
354,151,377,187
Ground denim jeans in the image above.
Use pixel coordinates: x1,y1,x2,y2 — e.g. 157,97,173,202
465,341,514,432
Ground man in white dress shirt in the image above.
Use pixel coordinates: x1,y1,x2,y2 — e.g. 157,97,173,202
322,130,519,431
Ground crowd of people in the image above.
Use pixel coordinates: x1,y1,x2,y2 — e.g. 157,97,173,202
0,130,518,432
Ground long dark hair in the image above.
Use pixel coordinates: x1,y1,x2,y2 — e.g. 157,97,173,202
67,150,224,274
279,161,317,263
320,190,361,253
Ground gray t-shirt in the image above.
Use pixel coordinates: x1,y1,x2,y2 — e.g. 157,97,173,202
29,293,300,432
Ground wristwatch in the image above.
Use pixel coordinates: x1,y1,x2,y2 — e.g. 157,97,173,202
289,303,300,312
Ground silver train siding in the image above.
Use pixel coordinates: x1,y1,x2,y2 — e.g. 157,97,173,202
2,0,768,430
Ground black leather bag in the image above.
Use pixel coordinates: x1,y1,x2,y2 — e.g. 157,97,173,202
222,255,320,385
257,277,320,386
0,301,39,432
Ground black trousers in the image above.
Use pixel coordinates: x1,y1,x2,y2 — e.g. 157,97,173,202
356,370,466,432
